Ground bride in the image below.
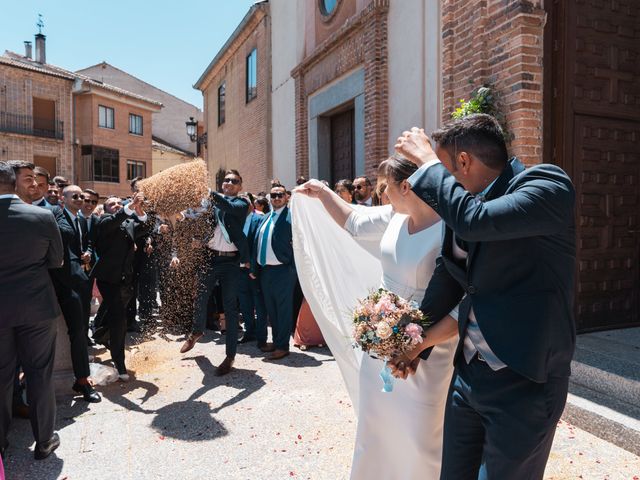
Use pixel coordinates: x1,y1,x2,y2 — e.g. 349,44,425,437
292,154,458,480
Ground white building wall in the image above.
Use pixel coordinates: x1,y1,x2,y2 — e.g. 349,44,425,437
387,0,441,153
270,0,306,189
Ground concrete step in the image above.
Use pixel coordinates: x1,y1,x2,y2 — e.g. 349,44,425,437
562,328,640,456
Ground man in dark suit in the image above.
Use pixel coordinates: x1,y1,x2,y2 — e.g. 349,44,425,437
252,184,296,361
92,193,150,380
237,194,268,345
393,114,576,480
0,161,64,460
49,185,101,403
31,166,53,208
179,170,249,377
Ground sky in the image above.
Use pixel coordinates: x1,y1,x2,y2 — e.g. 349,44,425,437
0,1,258,108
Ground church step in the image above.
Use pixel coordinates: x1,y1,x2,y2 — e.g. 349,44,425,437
563,383,640,457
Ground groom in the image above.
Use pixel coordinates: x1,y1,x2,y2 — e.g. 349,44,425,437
395,114,576,480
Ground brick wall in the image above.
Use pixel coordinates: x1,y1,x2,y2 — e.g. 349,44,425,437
199,7,272,194
441,0,546,166
75,91,155,198
293,0,389,180
0,64,74,177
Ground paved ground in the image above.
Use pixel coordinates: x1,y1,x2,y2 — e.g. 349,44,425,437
3,331,639,480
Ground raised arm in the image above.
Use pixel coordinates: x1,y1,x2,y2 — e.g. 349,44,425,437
210,191,249,220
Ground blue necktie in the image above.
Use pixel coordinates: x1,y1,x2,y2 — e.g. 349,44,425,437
259,213,275,266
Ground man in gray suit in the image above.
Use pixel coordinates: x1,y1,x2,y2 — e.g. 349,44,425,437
0,161,64,460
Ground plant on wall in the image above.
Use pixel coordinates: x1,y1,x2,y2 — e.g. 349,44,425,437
452,85,512,143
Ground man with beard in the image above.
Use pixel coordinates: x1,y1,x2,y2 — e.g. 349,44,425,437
352,176,373,206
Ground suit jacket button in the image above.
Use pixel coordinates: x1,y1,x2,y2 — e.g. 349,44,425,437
467,285,477,294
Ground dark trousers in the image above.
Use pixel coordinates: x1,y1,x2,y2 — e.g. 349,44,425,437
0,321,57,446
96,280,134,373
56,285,91,379
440,356,568,480
137,252,158,318
237,270,267,343
260,264,296,351
192,255,241,358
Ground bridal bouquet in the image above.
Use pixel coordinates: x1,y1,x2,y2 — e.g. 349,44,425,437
352,288,433,392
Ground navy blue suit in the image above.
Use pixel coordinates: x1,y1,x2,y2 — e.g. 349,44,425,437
192,192,249,358
413,158,576,480
252,206,296,351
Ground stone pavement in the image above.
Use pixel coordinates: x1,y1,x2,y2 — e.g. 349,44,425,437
3,332,640,480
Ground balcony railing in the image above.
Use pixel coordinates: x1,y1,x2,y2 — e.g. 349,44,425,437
0,111,64,140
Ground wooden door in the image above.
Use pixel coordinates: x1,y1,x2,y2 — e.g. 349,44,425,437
330,108,355,185
546,0,640,331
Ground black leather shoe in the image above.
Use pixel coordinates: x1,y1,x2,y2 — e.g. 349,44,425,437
215,356,235,376
72,382,101,403
34,433,60,460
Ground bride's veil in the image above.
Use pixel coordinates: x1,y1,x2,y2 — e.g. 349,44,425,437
291,194,386,412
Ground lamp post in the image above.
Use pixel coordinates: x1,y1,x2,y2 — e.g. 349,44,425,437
185,117,207,156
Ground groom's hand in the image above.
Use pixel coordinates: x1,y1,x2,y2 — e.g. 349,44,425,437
395,127,439,167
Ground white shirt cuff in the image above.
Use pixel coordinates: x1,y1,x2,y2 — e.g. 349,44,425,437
124,204,147,222
407,159,441,187
448,303,460,322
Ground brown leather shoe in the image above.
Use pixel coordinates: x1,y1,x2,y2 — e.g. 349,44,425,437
180,332,203,354
215,356,235,376
259,342,275,353
266,350,290,361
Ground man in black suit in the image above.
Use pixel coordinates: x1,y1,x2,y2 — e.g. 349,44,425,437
49,185,101,403
252,184,296,361
0,161,64,460
393,114,576,480
92,193,150,380
179,170,249,377
31,166,53,208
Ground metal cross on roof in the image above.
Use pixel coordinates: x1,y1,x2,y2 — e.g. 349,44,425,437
37,14,44,34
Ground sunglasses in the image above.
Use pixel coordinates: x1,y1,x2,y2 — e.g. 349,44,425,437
270,193,285,199
70,194,86,200
355,185,367,190
84,199,98,205
223,178,240,185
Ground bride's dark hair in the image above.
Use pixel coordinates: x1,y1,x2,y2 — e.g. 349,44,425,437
377,153,418,183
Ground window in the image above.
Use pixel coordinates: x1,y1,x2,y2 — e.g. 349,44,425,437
246,48,257,103
98,105,114,129
127,160,146,180
320,0,338,16
32,97,57,138
129,114,143,135
218,82,226,126
82,145,119,182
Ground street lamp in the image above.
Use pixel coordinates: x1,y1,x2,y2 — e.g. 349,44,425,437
185,117,198,142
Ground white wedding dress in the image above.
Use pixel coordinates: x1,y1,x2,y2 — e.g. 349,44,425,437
291,195,457,480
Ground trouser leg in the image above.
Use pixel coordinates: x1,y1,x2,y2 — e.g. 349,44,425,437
0,327,18,449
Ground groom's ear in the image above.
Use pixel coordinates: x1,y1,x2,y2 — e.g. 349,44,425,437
457,151,472,175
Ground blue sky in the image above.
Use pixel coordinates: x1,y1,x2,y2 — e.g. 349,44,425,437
0,1,258,108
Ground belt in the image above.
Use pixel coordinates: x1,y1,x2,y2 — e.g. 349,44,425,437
209,249,238,257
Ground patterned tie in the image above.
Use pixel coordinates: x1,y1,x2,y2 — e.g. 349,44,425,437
259,212,275,266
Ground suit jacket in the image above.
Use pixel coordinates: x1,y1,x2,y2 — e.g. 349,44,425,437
91,209,151,284
414,158,576,382
208,191,250,263
0,197,63,327
49,207,90,292
251,206,293,273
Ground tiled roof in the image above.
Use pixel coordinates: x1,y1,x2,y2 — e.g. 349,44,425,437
1,51,162,108
152,136,195,157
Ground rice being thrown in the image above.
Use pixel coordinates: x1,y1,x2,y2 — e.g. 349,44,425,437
138,159,209,215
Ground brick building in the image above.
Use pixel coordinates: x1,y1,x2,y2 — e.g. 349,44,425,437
1,34,162,198
73,76,162,198
0,41,74,177
77,62,203,158
194,1,272,194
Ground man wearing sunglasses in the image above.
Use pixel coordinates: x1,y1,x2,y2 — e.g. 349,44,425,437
353,176,373,206
180,170,249,377
251,184,296,360
49,185,101,403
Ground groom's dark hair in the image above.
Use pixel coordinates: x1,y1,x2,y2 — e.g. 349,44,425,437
431,113,508,170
